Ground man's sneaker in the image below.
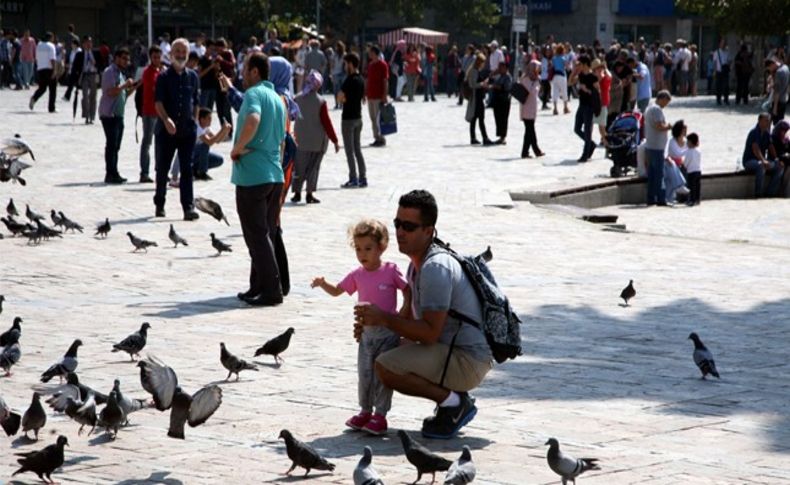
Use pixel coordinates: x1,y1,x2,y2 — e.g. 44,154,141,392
28,97,34,110
183,210,199,221
341,179,359,189
358,178,368,188
155,207,166,218
345,411,372,431
421,393,477,440
362,414,388,436
139,175,154,183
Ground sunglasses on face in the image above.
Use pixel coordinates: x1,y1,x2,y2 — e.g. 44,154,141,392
393,218,423,232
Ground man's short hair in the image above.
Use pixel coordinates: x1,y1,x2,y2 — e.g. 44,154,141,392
247,52,270,80
44,32,54,41
369,45,381,56
198,107,212,119
215,37,227,48
687,132,699,145
344,52,360,68
114,47,130,58
82,35,92,42
188,52,199,62
656,90,672,101
398,190,438,228
270,47,281,56
578,54,591,66
148,45,162,56
758,112,771,123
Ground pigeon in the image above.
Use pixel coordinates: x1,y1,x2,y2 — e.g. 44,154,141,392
138,356,223,439
111,378,149,424
279,429,336,477
45,372,109,412
620,280,636,306
2,216,28,236
58,212,84,233
0,315,22,346
1,395,22,436
112,322,151,361
254,327,295,365
40,339,82,383
195,197,230,225
398,430,453,485
0,157,31,185
210,232,232,255
64,393,97,435
26,204,44,222
545,438,600,485
35,219,63,240
354,446,384,485
444,446,476,484
3,135,36,160
220,342,258,381
0,330,21,376
95,217,111,238
21,392,47,440
98,390,126,439
168,224,188,247
127,231,158,252
7,198,19,217
0,294,3,314
50,210,64,228
12,435,68,484
688,332,720,379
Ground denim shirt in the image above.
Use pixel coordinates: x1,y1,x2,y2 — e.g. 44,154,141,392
155,66,200,133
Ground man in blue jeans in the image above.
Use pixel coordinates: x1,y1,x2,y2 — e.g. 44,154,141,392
643,90,672,205
742,112,783,198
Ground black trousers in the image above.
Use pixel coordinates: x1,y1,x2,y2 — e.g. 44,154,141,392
521,119,541,157
687,171,701,203
154,128,195,211
735,73,751,104
236,183,284,299
100,116,124,178
215,90,233,133
716,66,730,104
469,91,489,142
32,68,57,112
492,97,511,139
539,79,550,107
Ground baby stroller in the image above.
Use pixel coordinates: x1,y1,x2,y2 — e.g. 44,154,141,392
606,112,643,178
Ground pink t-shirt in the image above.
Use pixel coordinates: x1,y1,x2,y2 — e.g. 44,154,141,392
338,262,407,315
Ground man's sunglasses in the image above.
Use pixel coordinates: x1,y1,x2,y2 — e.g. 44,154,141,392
393,218,422,232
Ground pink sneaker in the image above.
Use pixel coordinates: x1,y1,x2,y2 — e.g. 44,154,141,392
362,414,388,436
345,411,371,430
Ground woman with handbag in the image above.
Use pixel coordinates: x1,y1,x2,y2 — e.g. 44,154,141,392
465,53,493,146
520,59,545,158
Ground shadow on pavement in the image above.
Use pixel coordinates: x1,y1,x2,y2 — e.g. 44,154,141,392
306,431,493,459
115,470,184,485
135,296,244,319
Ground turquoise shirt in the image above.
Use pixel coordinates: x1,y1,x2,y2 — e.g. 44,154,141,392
231,80,286,186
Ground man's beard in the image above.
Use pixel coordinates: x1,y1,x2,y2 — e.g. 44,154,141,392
172,57,187,70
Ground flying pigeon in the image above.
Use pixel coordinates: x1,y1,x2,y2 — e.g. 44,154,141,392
64,393,97,435
398,430,453,485
21,392,47,441
98,390,126,439
1,395,22,436
168,224,188,247
3,135,36,160
354,446,384,485
40,339,82,383
95,218,111,238
444,446,476,484
688,332,720,379
0,157,31,185
7,198,18,217
112,322,151,361
279,429,336,477
210,232,232,255
545,438,600,485
45,372,108,412
111,378,149,425
620,280,636,306
12,435,69,484
255,327,295,365
195,197,230,225
50,210,64,228
220,342,258,381
0,315,22,346
58,212,84,233
127,232,158,252
0,330,21,376
26,204,44,223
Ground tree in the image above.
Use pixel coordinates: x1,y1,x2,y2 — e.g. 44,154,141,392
676,0,790,37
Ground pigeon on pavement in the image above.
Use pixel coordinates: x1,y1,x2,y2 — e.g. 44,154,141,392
111,379,149,425
98,390,126,439
220,342,258,381
0,330,21,376
7,198,18,217
64,393,97,435
688,332,720,379
1,395,22,436
0,315,22,346
210,232,232,255
127,232,158,252
444,446,476,484
545,438,600,485
620,280,636,306
195,197,230,225
3,135,36,160
26,204,44,222
279,429,336,477
95,218,111,238
40,339,82,383
58,212,84,233
12,435,69,484
0,157,31,185
45,372,108,412
21,392,47,440
50,210,64,228
354,446,384,485
169,224,188,247
112,322,151,361
254,327,295,365
398,429,453,485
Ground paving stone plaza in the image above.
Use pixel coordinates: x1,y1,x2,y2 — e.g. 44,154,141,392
1,89,789,484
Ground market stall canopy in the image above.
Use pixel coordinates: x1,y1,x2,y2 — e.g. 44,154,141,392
377,27,449,47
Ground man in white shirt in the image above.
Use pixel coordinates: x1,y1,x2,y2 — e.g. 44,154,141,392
488,40,504,72
714,38,730,105
159,32,172,64
30,31,57,112
189,33,206,58
673,40,692,96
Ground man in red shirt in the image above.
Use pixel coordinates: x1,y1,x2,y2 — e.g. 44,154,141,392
139,45,164,183
366,45,389,147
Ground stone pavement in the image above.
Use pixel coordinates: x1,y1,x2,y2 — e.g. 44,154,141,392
1,88,789,484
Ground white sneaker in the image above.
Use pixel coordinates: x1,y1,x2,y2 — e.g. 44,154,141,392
676,186,690,196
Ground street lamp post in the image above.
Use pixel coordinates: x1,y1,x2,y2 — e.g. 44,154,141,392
147,0,153,47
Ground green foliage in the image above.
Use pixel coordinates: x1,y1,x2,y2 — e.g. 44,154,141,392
676,0,790,36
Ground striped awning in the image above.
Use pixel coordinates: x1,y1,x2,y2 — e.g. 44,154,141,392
377,27,450,47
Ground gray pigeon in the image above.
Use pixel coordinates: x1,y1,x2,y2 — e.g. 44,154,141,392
279,429,336,477
2,395,22,436
138,356,178,411
95,218,111,238
0,315,22,346
111,379,149,425
98,390,126,439
112,322,151,361
127,232,158,252
354,446,384,485
40,339,82,383
254,327,295,365
688,332,720,379
12,435,69,484
545,438,600,485
0,157,31,185
45,372,108,412
35,219,62,240
0,330,21,376
3,135,36,160
25,204,44,222
398,430,453,485
195,197,230,225
64,393,97,435
58,212,84,233
2,216,28,236
220,342,258,381
620,280,635,306
50,210,64,228
7,198,18,217
444,446,476,484
21,392,47,440
167,385,223,439
168,224,188,247
210,232,232,255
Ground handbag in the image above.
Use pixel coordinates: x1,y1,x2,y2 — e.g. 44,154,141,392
380,103,397,136
510,82,528,104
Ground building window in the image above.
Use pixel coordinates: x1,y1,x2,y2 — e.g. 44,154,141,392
614,24,661,44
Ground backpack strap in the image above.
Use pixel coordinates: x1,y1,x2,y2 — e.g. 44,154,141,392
439,325,460,389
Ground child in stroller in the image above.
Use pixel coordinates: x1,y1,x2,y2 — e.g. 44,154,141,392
606,111,644,177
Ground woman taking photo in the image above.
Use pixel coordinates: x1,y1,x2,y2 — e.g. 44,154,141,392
465,52,493,145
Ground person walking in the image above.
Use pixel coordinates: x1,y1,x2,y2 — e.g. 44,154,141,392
465,53,492,145
444,45,460,99
62,39,81,101
489,62,512,145
422,45,437,102
520,59,544,158
404,45,421,102
551,44,570,115
18,30,35,89
644,91,672,205
569,55,598,162
734,44,754,105
98,48,136,184
339,52,367,188
29,32,57,112
366,45,389,147
78,36,99,124
231,52,287,307
153,38,200,220
458,44,474,107
714,39,730,105
139,45,163,184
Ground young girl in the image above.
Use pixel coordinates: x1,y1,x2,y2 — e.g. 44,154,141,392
311,219,410,435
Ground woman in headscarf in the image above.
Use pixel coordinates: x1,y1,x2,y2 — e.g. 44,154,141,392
519,59,545,158
291,70,339,204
